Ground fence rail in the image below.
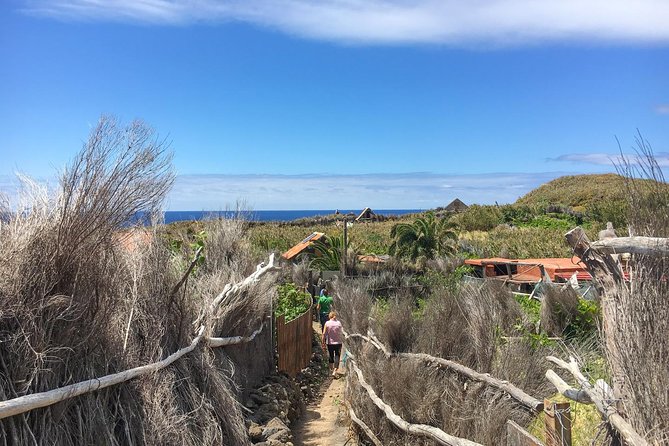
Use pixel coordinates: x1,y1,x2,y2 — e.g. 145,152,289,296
276,300,314,377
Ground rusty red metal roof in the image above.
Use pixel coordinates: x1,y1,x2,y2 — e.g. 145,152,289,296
281,232,325,260
465,256,588,283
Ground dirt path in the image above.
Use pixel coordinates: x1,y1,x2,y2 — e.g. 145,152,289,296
293,324,354,446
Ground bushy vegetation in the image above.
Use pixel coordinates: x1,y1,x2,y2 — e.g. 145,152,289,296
0,117,275,445
276,282,311,321
389,211,457,260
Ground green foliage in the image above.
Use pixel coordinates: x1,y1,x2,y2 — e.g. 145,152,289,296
499,204,536,225
565,299,601,340
461,226,576,259
513,293,541,324
166,228,207,269
308,234,357,271
389,212,457,261
418,264,473,292
528,394,602,445
520,213,579,231
586,199,628,230
513,323,556,348
451,205,503,231
516,173,629,209
276,282,311,322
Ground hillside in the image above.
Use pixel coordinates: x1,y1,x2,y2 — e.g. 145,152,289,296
515,173,627,209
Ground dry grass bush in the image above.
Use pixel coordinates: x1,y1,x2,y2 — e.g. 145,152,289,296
289,258,311,288
373,293,417,353
347,332,551,445
539,286,580,337
332,279,371,335
341,277,556,445
415,281,525,371
0,117,259,445
189,217,277,390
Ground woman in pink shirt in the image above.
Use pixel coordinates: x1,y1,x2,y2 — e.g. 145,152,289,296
321,311,343,376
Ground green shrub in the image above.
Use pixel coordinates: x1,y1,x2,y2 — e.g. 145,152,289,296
276,282,311,321
513,293,541,324
451,205,503,231
565,298,601,340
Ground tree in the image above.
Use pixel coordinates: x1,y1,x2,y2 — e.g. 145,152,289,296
308,234,357,272
389,212,457,261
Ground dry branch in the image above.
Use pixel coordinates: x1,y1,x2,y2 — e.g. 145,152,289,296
210,253,279,312
591,236,669,256
0,326,205,420
349,406,384,446
207,324,264,348
345,331,543,412
348,356,482,446
544,370,591,404
546,356,648,446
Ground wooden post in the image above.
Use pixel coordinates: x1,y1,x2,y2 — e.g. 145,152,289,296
343,216,348,277
544,399,572,446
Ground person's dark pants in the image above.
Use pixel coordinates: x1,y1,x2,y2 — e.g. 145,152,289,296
327,343,342,369
319,312,329,332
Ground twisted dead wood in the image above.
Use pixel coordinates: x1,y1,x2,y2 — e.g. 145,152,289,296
345,332,543,412
546,356,648,446
347,355,482,446
348,406,383,446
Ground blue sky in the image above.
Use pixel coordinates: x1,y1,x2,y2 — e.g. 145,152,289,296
1,0,668,210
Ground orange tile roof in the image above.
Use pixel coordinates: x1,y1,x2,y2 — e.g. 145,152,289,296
281,232,325,260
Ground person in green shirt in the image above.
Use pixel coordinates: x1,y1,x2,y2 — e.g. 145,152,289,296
317,287,333,332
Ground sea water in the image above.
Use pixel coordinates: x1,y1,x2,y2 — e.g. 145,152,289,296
159,209,422,224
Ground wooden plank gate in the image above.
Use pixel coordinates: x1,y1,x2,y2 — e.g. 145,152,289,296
276,301,314,377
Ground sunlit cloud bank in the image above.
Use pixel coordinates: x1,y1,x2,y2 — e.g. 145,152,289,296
552,152,669,167
22,0,669,45
167,172,565,210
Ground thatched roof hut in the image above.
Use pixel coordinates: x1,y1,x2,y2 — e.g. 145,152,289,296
445,198,468,213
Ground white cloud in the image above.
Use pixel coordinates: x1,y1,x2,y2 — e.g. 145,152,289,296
552,152,669,167
21,0,669,45
167,172,563,210
655,104,669,115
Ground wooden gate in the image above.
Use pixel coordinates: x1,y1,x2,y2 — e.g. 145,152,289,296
276,302,313,377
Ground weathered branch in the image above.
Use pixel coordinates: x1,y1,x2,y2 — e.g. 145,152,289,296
545,369,592,404
345,331,543,412
210,253,279,312
403,352,544,412
207,324,264,347
348,357,482,446
564,227,625,291
0,326,205,420
168,246,204,298
546,356,648,446
591,236,669,256
349,406,384,446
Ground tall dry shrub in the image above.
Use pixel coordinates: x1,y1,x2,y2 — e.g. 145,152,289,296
416,281,525,371
0,117,255,445
342,276,554,445
598,137,669,442
539,286,580,337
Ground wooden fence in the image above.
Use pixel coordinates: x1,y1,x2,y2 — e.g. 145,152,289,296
276,301,314,377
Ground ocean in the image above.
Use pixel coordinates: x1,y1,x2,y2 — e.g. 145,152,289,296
155,209,422,224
